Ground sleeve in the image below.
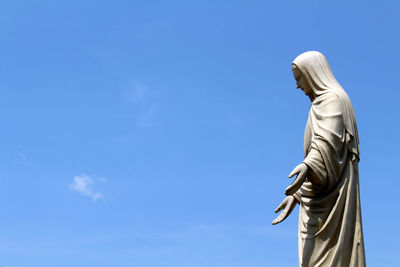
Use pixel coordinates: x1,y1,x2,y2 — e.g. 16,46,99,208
304,93,348,192
303,145,328,189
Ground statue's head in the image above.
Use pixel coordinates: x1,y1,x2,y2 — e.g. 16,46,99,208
292,51,342,98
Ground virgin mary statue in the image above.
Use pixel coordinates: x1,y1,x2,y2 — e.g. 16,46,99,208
272,51,366,267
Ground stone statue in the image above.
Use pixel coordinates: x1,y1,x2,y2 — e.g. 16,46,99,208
272,51,366,266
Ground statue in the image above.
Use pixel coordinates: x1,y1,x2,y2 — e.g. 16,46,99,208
272,51,366,266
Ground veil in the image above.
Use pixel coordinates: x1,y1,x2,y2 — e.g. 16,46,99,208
293,51,360,159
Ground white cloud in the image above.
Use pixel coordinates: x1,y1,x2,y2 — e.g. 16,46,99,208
69,174,103,201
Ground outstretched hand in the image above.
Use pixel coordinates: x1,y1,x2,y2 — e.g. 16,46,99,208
285,163,308,196
272,195,297,225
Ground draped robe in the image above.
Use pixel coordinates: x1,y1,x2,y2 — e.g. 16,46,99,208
295,91,366,266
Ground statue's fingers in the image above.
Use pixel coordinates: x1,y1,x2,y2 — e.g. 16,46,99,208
274,200,285,213
272,211,287,225
285,181,298,195
285,175,306,195
288,167,300,178
298,169,307,180
285,182,300,196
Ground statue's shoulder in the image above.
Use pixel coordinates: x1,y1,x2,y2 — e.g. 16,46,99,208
312,91,343,113
313,91,339,104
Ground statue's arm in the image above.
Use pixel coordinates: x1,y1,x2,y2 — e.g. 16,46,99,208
303,146,328,188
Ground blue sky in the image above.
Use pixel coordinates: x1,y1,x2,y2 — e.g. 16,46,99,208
0,1,399,266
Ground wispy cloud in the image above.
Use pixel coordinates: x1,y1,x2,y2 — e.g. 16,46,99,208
137,103,160,128
127,83,151,104
14,150,31,165
124,83,160,128
69,174,103,201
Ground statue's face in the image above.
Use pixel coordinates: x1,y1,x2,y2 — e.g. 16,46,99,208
292,64,312,96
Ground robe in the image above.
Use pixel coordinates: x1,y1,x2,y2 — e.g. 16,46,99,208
295,91,366,267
